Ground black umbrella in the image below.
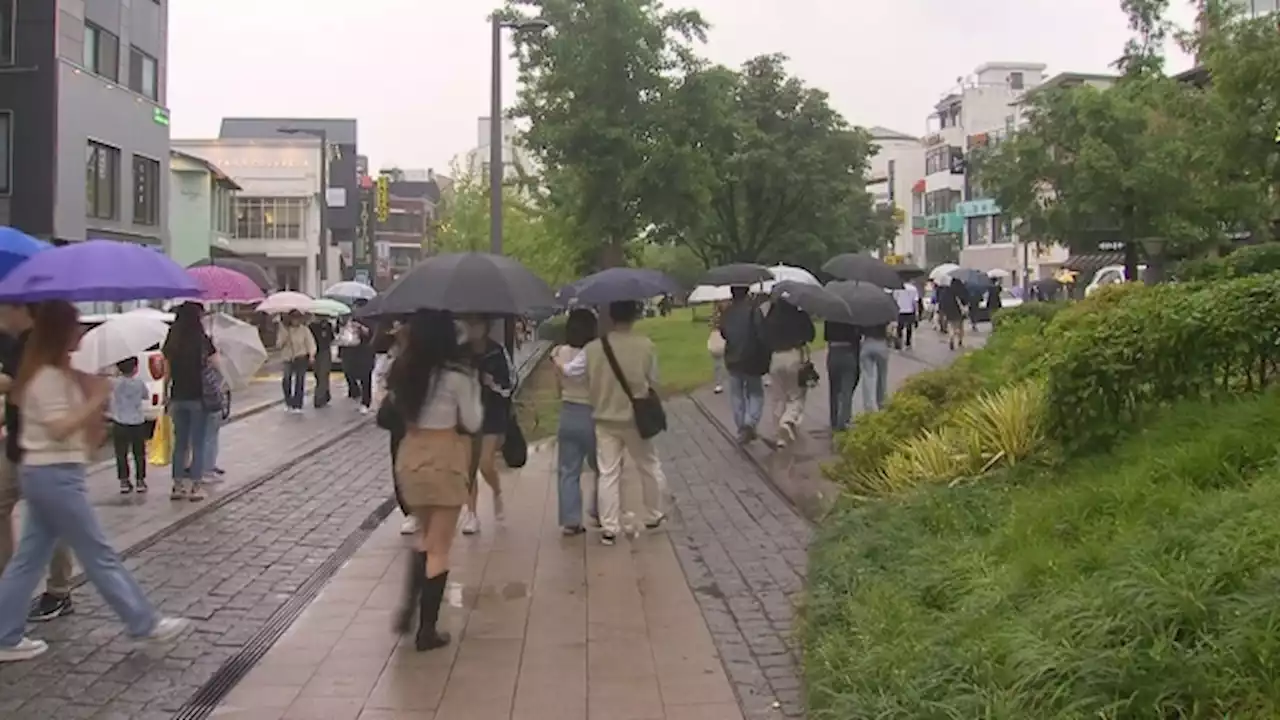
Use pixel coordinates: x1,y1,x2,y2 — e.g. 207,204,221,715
821,253,905,289
701,263,774,287
187,257,275,292
949,268,994,288
375,252,555,315
568,267,681,306
771,281,855,324
896,264,927,280
824,280,900,326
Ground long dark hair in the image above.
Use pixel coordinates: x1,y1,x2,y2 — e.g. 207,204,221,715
387,309,463,421
13,301,79,405
163,302,207,364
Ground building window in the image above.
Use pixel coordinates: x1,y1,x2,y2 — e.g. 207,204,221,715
132,155,160,226
0,0,14,65
128,46,158,100
234,197,306,240
1009,72,1024,90
214,187,234,235
83,22,120,81
924,189,960,216
0,112,9,194
86,141,120,220
276,266,301,292
967,217,991,246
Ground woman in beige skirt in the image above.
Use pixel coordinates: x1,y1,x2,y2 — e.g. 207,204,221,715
385,309,482,651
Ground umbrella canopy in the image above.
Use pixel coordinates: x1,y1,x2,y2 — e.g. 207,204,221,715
352,294,388,320
822,253,905,289
0,227,50,281
206,312,267,390
310,298,352,317
187,265,265,303
0,239,199,303
929,263,961,283
701,263,774,287
687,285,733,304
987,268,1011,280
568,267,681,306
71,313,170,373
188,257,276,292
824,280,900,326
376,252,555,315
949,267,994,288
125,307,175,322
256,291,314,314
753,265,820,294
896,264,927,280
324,280,377,301
770,281,855,323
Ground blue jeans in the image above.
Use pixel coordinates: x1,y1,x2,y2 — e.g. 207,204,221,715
860,339,890,412
827,344,861,431
0,464,157,646
204,411,221,471
728,373,764,433
556,401,598,527
169,400,209,484
282,357,307,409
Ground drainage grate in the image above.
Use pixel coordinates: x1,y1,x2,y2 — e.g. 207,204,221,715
171,496,398,720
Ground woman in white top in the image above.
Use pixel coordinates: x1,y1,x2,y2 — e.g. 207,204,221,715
553,309,600,535
0,301,188,663
384,309,482,652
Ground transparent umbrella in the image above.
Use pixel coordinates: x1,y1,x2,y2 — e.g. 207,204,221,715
206,312,267,390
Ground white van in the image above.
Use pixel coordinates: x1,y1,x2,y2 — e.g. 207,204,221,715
79,311,171,421
1084,264,1147,297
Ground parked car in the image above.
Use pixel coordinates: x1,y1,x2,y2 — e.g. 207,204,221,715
79,311,171,421
1085,264,1147,296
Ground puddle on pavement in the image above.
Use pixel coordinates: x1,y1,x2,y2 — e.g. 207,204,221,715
450,581,529,608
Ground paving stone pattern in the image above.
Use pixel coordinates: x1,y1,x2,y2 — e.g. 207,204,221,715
659,397,813,719
0,425,394,720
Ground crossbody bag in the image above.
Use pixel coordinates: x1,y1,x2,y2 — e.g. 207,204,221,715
600,336,666,439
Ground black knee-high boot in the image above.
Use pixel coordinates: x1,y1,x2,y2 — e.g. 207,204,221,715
416,570,451,652
394,551,426,635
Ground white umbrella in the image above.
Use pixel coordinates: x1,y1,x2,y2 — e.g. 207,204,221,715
72,314,170,373
324,281,376,301
687,284,733,304
987,268,1011,279
929,263,961,283
206,312,267,390
256,291,313,314
753,265,819,294
310,298,352,317
124,307,175,322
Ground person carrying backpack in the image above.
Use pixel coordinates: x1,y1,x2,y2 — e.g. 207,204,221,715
719,286,770,443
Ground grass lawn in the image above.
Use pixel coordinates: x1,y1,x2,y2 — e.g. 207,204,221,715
636,307,717,396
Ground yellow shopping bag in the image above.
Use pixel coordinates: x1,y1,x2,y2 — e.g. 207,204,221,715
147,416,172,467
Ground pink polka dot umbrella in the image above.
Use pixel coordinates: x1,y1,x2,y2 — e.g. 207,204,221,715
186,265,266,303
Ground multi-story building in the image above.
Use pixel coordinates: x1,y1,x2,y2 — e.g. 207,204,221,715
167,150,239,267
866,127,924,263
915,62,1046,276
0,0,170,247
172,138,328,295
372,168,444,288
456,117,539,182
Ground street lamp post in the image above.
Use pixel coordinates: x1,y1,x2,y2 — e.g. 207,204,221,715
279,127,329,295
489,13,549,352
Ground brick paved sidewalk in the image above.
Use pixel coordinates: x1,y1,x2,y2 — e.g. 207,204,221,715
216,436,745,720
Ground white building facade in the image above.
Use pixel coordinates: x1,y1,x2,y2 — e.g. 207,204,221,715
865,127,925,262
455,117,539,182
171,138,326,295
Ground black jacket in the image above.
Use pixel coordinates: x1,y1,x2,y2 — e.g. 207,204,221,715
721,300,770,376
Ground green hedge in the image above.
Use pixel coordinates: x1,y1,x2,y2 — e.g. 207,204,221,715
1171,242,1280,281
1044,273,1280,450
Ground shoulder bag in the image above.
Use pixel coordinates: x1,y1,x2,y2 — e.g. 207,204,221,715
600,336,666,439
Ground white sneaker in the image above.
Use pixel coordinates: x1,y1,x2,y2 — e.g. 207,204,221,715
359,406,371,415
147,617,190,642
0,637,47,662
460,511,480,535
400,516,419,535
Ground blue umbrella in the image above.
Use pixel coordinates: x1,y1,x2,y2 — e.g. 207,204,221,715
569,267,681,306
0,227,50,281
0,239,200,302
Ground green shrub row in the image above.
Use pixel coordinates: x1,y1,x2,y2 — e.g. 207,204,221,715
1171,242,1280,281
1044,272,1280,450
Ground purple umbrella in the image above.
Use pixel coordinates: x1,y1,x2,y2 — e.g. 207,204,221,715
0,239,200,302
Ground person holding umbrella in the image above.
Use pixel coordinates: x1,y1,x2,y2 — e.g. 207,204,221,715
720,286,770,443
458,315,513,536
551,309,600,535
163,302,218,502
762,296,815,448
276,310,315,413
941,277,970,350
0,301,188,662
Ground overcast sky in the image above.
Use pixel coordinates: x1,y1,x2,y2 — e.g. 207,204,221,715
167,0,1197,173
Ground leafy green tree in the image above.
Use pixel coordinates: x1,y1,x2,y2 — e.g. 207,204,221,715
647,54,883,269
637,240,705,291
434,169,579,289
500,0,708,270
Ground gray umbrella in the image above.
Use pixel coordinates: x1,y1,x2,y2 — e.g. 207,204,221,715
822,253,905,289
771,281,855,323
824,280,900,326
702,263,774,286
375,252,555,315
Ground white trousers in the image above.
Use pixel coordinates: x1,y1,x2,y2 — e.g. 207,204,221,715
595,424,667,534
